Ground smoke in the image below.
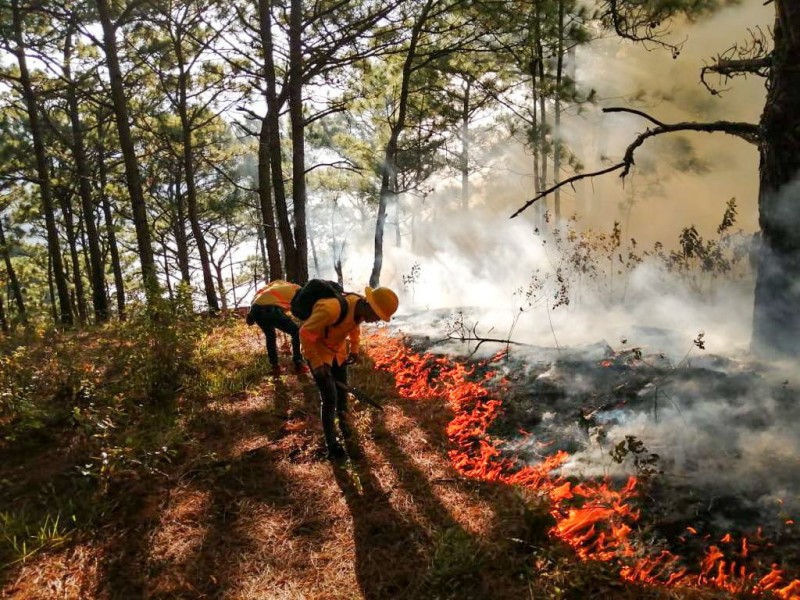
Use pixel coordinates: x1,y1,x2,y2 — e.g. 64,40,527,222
297,0,800,554
525,356,800,526
484,1,771,247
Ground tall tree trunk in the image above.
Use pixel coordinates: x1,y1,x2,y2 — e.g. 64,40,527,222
371,164,392,288
553,0,565,222
309,224,319,277
529,58,541,226
259,0,297,280
95,0,159,302
258,116,283,279
11,0,72,325
288,0,309,283
47,253,58,323
228,250,238,307
160,235,174,303
97,134,126,319
172,171,192,283
394,191,401,248
370,0,433,288
257,230,268,279
0,291,7,333
534,0,548,216
567,45,584,216
461,78,471,210
0,219,27,324
752,3,800,357
177,52,219,311
212,259,228,311
56,187,88,324
64,22,109,322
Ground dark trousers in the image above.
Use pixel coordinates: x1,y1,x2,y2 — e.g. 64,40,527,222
313,361,350,450
249,304,303,366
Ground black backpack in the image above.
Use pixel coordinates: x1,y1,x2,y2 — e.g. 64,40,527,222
290,279,349,325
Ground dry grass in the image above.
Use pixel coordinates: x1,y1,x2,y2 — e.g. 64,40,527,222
0,320,758,599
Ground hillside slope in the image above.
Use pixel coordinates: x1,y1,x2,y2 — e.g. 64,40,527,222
0,320,735,599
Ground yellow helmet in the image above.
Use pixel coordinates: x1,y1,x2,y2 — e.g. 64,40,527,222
364,286,399,321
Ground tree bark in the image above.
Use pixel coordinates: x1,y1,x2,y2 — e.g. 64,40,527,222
259,0,297,280
370,0,433,288
288,0,309,283
461,78,471,210
534,0,548,218
171,168,192,284
56,187,88,324
11,0,72,325
176,49,219,311
0,291,7,333
553,0,565,222
47,252,58,323
258,117,283,280
0,219,27,324
64,22,109,322
95,0,160,303
159,233,174,303
213,261,228,311
751,2,800,357
97,126,126,319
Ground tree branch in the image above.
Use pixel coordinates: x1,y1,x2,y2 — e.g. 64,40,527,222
510,164,626,219
510,107,760,219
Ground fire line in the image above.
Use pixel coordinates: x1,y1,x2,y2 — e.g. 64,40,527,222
365,331,800,599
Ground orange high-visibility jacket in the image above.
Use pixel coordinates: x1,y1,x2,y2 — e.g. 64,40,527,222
300,295,361,369
252,280,300,311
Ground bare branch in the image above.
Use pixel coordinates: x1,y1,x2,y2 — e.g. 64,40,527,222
510,164,625,219
201,161,259,193
304,160,361,176
510,107,760,219
603,107,666,127
606,0,686,57
700,27,772,95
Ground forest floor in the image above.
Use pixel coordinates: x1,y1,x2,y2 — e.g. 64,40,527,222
0,317,747,599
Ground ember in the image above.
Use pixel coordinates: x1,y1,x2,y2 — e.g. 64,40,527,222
366,331,800,598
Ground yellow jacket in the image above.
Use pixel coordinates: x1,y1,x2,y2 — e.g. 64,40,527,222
300,294,361,369
252,280,300,311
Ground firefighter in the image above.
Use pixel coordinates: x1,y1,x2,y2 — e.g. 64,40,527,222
300,286,399,460
246,280,304,372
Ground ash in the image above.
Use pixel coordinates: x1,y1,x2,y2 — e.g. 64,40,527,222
397,319,800,552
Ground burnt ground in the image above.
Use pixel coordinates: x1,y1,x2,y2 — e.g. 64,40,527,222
479,337,800,584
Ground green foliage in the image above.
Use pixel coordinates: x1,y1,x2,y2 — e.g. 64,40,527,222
0,510,71,566
426,527,485,592
0,316,239,570
0,346,44,441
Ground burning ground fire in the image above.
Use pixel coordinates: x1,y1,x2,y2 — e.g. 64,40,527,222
366,331,800,599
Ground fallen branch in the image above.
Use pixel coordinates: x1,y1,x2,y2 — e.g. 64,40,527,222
435,317,529,359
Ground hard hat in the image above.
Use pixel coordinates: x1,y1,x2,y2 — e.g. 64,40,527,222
364,287,399,321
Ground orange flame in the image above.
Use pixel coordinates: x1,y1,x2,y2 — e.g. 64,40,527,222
366,332,799,598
